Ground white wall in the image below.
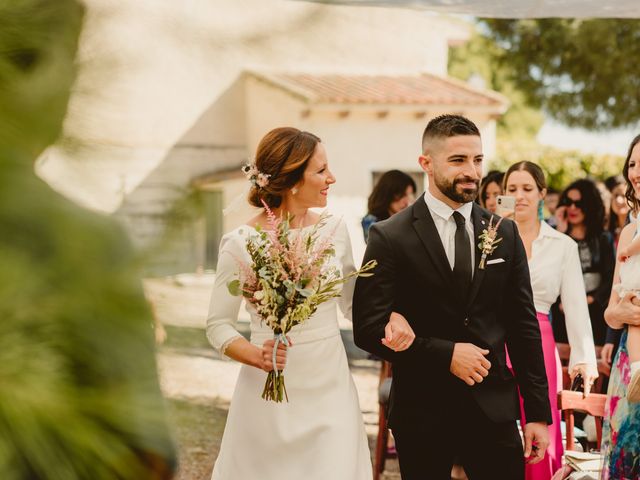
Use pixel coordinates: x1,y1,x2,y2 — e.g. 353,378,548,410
38,0,469,212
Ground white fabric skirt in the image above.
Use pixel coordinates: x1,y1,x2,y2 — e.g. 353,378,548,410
211,323,372,480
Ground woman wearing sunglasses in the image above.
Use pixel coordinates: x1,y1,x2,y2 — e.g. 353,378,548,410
552,179,616,348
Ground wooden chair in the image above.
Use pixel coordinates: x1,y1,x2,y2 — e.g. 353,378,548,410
374,360,395,480
557,390,607,450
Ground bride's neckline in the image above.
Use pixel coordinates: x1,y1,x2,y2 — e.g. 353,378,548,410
242,211,327,233
241,223,317,232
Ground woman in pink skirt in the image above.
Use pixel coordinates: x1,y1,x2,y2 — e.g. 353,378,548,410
503,161,598,480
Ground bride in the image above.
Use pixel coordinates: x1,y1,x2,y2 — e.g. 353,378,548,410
206,127,414,479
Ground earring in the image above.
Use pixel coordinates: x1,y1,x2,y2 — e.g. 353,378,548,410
292,187,298,195
538,200,545,221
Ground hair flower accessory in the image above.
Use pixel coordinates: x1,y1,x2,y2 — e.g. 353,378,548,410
242,163,271,188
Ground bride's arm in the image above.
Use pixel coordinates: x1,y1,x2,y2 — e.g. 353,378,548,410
206,234,286,372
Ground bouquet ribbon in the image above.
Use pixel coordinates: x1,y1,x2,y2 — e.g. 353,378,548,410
272,333,290,373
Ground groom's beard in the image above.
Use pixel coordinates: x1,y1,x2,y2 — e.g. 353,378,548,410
434,173,479,204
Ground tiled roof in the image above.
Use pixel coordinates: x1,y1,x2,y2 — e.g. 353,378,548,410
250,72,507,108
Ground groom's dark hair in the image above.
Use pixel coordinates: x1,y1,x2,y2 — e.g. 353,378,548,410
421,114,480,153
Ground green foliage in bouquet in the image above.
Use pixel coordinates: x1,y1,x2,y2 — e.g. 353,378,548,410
0,1,175,478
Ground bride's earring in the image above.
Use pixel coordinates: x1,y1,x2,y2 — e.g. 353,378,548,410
292,187,299,195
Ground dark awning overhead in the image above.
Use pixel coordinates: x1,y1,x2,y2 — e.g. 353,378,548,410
296,0,640,19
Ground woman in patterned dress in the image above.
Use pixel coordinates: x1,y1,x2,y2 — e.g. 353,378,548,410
601,133,640,480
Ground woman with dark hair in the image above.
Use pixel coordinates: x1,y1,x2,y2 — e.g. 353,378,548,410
503,162,597,480
478,170,504,213
601,133,640,479
362,170,416,242
605,175,631,247
552,179,615,347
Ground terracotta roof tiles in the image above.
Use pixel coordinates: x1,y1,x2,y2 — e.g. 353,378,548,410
251,72,507,108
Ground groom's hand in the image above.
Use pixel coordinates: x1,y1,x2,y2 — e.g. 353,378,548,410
449,343,491,386
523,422,549,464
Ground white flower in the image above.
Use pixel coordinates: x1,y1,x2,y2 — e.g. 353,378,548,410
253,290,264,301
256,173,270,188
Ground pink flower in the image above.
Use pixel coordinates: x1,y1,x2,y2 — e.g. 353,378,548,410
609,395,620,417
619,350,631,384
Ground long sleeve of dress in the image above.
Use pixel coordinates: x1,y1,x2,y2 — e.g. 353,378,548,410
206,232,245,357
337,220,357,322
560,240,599,378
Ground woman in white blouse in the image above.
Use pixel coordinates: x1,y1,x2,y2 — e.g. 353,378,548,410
503,161,598,480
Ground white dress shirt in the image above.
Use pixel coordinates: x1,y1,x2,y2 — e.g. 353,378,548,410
529,221,598,376
423,189,475,272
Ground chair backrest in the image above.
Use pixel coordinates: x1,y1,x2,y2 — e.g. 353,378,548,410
557,390,607,451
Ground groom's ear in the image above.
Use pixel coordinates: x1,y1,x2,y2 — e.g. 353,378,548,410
418,154,432,175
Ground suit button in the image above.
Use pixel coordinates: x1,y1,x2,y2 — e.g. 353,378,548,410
463,318,470,326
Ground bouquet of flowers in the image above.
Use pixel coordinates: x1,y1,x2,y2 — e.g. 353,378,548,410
227,203,376,402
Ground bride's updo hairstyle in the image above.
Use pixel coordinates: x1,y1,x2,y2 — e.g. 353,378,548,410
248,127,321,209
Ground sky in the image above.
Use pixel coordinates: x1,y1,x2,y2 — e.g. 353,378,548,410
537,120,637,157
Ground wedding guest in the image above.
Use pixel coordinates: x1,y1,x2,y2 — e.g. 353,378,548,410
551,179,615,347
504,162,597,480
602,175,631,368
601,133,640,479
478,170,504,213
612,232,640,402
362,170,416,242
605,175,630,247
597,180,613,229
544,187,560,228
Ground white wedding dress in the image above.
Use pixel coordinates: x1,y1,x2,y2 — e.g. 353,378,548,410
206,216,372,480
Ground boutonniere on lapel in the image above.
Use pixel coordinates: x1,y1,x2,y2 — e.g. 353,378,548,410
478,216,504,269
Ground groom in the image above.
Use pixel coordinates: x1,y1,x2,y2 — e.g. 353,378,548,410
353,115,551,479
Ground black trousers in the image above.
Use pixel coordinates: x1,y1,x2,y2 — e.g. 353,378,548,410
391,392,524,480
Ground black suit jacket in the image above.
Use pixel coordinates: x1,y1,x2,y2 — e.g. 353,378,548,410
353,195,552,428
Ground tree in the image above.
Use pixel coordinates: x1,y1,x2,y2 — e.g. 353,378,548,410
449,31,544,141
0,1,176,478
479,19,640,130
489,138,623,192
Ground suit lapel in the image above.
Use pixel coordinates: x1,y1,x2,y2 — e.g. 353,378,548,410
411,196,455,287
466,204,491,310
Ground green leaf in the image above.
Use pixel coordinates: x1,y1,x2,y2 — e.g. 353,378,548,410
227,279,241,296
